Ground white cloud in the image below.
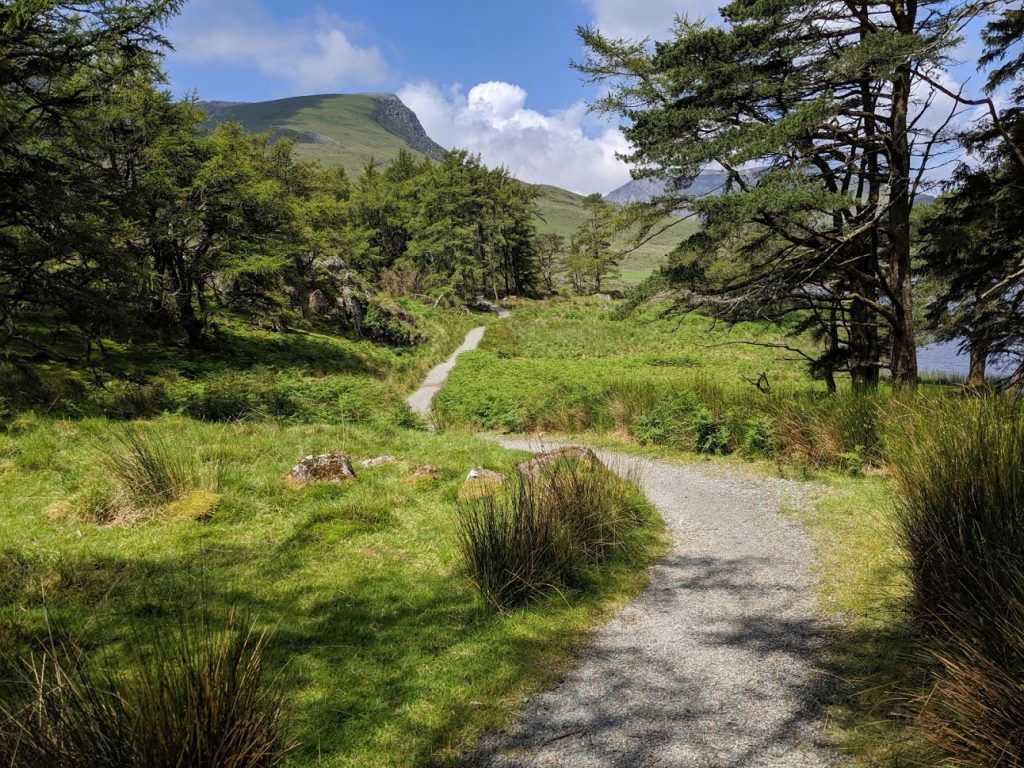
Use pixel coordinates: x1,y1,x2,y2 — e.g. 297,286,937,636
581,0,722,40
398,80,632,194
171,2,386,92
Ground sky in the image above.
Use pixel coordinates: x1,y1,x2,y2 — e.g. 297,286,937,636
162,1,996,194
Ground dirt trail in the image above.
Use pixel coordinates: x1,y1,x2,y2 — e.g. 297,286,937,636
406,326,485,418
410,327,844,766
466,440,844,767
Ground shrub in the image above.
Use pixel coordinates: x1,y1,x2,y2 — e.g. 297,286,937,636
631,399,690,446
888,396,1024,766
456,456,642,610
0,613,292,768
740,416,775,458
99,426,192,507
691,407,732,455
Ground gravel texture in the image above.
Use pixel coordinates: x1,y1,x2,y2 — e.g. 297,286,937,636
406,326,485,418
466,439,846,768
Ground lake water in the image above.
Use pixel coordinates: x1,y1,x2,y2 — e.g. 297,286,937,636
917,339,1017,379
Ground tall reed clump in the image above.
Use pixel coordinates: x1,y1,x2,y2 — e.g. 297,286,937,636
0,613,292,768
456,456,644,610
887,396,1024,766
100,425,193,507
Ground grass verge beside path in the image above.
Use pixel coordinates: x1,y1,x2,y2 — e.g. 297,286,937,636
471,431,932,766
0,311,665,767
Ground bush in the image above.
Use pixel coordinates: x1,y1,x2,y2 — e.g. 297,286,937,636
887,397,1024,766
740,416,775,458
456,456,642,610
0,613,292,768
691,407,732,455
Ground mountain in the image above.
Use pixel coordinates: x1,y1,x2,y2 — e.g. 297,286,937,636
198,94,591,240
199,93,446,176
604,170,760,206
197,92,691,284
606,170,936,206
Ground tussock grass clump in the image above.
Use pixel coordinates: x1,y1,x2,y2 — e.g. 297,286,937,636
457,457,644,610
887,396,1024,766
99,426,193,508
0,613,291,768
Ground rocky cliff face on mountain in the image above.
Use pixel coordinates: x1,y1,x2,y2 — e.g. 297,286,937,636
363,93,446,162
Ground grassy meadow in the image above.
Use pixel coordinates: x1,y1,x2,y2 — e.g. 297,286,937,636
433,297,1024,767
0,306,665,767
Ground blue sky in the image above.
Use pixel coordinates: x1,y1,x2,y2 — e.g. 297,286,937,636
162,1,997,193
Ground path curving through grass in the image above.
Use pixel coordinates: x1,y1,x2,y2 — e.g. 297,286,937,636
413,324,844,766
466,440,845,767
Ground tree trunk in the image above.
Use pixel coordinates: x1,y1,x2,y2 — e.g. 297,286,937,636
887,5,919,386
967,338,988,389
849,281,881,390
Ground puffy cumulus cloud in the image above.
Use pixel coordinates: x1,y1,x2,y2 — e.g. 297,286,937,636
581,0,721,40
171,1,386,92
398,80,632,194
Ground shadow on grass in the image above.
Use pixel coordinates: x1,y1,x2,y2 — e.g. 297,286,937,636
0,534,635,766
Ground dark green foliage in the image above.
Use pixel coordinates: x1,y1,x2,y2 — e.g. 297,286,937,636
0,614,291,768
888,398,1024,766
690,408,731,455
574,1,1008,386
457,457,646,610
740,416,774,458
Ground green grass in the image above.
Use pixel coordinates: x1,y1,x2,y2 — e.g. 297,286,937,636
787,473,931,766
0,413,664,767
435,297,820,434
1,300,480,424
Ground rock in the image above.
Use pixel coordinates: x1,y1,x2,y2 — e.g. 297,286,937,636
458,466,507,501
283,453,356,486
517,446,601,481
308,288,334,316
360,455,397,468
413,465,441,477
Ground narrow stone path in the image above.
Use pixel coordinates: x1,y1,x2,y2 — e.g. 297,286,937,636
467,440,844,767
406,326,485,418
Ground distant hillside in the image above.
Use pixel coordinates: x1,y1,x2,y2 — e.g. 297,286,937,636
607,170,935,206
605,170,760,206
199,93,445,176
198,92,692,286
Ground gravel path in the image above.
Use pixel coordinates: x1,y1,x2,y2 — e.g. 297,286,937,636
466,439,845,768
406,326,485,418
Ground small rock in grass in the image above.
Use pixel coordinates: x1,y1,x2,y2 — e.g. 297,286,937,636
517,446,601,481
413,464,441,477
283,453,356,487
458,467,507,501
360,455,397,468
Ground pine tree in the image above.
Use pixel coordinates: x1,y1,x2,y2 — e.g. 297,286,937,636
576,0,997,386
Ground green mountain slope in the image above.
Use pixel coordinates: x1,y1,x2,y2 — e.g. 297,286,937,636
199,93,691,285
200,93,445,176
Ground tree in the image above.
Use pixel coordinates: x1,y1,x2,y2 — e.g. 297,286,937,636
534,233,566,293
0,0,184,360
567,194,618,293
918,6,1024,388
576,0,996,387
